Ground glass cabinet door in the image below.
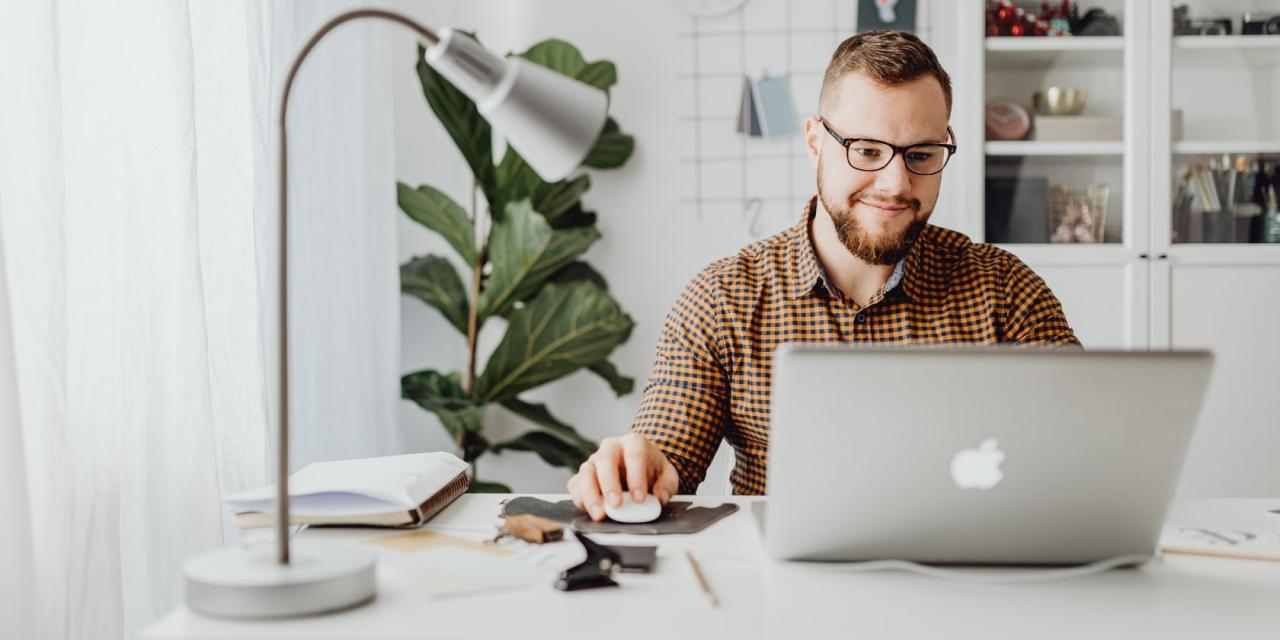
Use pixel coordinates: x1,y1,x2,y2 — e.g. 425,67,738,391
1157,0,1280,245
981,0,1131,246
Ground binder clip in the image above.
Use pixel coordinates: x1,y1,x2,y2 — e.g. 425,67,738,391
554,530,621,591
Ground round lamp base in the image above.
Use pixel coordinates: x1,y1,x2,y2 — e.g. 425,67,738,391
184,541,376,619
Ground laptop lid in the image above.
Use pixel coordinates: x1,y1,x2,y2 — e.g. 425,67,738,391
762,345,1213,564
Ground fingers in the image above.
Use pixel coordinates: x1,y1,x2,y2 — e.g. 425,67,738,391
654,456,679,505
593,438,624,509
578,434,678,518
622,435,650,502
570,461,605,521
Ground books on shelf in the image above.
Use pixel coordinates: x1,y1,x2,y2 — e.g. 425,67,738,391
223,452,471,528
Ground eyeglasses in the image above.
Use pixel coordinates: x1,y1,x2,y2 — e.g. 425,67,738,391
820,118,957,176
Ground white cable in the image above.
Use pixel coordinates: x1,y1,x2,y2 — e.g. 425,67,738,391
802,554,1155,584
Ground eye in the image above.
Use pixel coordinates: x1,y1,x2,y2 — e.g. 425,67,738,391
852,146,882,159
906,150,937,163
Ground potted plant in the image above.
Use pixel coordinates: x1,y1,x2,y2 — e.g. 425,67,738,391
399,36,636,492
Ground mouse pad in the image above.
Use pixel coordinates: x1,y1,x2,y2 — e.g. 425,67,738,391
499,497,738,535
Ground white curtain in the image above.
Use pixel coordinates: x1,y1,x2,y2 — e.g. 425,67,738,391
0,1,400,638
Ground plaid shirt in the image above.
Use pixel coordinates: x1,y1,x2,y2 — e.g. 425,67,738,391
631,198,1080,495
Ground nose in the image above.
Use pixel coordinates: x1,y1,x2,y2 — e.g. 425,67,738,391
874,153,913,196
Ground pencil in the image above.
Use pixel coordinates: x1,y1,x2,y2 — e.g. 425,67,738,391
685,550,718,607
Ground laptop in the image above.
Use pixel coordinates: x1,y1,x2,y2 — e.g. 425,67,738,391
757,344,1214,565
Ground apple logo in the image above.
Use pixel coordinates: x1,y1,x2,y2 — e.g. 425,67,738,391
951,438,1005,490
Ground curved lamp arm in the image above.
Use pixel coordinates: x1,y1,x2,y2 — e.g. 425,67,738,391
276,8,438,566
274,9,607,566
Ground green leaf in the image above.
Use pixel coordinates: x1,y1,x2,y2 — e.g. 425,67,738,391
519,40,617,93
588,361,634,397
477,200,599,319
468,480,512,494
494,148,591,226
400,255,470,334
475,281,634,403
505,260,606,316
582,118,634,169
397,183,476,264
533,174,591,224
575,61,617,93
401,369,486,451
494,431,588,470
546,204,598,230
493,147,541,221
500,398,596,454
548,261,609,290
416,43,495,201
519,39,588,77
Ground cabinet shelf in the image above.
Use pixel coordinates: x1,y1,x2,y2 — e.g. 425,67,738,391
1173,35,1280,51
1173,35,1280,66
1172,141,1280,155
985,141,1124,156
985,36,1124,70
985,36,1124,52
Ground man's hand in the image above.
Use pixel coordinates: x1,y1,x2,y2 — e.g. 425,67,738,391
567,433,679,521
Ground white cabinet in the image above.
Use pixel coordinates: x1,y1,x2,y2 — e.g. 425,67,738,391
1163,260,1280,496
956,0,1280,496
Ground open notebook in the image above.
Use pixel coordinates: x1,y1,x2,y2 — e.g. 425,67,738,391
224,452,470,528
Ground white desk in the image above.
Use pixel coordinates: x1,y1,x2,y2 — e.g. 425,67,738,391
146,495,1280,639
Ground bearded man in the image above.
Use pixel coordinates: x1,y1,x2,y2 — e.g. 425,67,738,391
567,30,1079,519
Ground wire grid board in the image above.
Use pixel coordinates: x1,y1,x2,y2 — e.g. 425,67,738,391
676,0,859,237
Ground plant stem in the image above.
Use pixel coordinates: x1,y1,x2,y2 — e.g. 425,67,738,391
461,180,485,458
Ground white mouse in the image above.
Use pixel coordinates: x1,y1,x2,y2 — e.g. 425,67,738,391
603,493,662,523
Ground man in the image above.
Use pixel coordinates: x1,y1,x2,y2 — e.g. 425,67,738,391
567,30,1079,521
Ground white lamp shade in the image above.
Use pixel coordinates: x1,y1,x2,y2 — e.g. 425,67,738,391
425,27,608,182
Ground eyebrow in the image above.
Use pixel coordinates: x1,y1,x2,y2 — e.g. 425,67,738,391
845,133,950,146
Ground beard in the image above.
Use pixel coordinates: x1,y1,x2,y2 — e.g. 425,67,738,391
816,161,928,266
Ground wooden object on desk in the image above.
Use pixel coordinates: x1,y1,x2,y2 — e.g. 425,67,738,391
498,514,564,544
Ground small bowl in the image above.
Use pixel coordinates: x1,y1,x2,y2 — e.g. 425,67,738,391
1033,87,1088,116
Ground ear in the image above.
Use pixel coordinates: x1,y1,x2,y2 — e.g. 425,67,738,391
803,116,823,170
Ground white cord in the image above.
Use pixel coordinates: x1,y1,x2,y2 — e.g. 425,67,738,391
801,554,1155,584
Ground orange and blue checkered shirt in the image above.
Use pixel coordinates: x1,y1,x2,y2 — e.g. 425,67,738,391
631,198,1080,495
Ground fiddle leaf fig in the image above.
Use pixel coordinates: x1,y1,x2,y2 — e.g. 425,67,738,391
500,398,596,454
400,35,637,487
400,255,469,334
475,281,633,403
476,199,599,319
397,183,476,264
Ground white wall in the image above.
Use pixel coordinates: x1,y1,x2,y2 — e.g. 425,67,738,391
390,0,961,492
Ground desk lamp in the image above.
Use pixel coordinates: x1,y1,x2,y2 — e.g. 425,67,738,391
182,8,607,618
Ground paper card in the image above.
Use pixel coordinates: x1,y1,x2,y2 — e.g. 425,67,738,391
737,75,763,137
857,0,917,33
371,529,513,557
1159,525,1280,562
753,75,796,138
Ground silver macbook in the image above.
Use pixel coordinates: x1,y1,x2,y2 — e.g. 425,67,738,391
757,345,1214,565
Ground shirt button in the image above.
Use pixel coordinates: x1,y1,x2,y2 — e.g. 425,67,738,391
855,312,867,324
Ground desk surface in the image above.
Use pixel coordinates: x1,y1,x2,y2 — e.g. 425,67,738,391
146,495,1280,640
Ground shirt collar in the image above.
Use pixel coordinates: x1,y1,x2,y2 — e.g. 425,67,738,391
788,196,942,305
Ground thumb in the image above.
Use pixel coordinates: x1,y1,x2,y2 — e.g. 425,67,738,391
653,454,679,504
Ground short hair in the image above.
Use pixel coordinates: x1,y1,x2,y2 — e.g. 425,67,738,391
819,30,952,115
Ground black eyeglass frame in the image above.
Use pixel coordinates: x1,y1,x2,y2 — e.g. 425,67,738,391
820,117,958,176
